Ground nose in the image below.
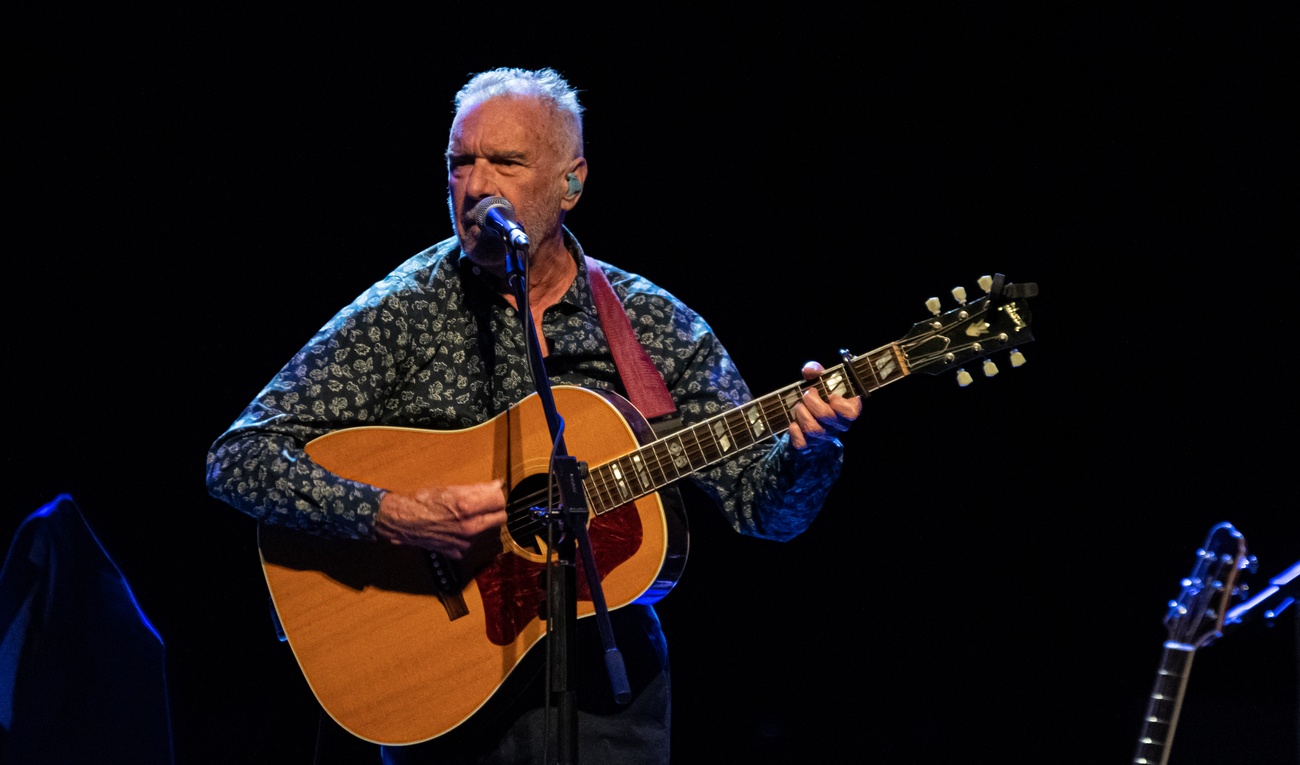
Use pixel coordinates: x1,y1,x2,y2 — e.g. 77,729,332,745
461,159,498,202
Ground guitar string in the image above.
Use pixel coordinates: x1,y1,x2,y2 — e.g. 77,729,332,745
500,301,993,544
501,377,836,542
502,349,915,542
502,329,932,539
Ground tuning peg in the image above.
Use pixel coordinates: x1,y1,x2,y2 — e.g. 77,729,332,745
925,296,941,315
983,359,999,377
978,275,993,293
951,286,968,305
1010,349,1026,367
956,368,973,387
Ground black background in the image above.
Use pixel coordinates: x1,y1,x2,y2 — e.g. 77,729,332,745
5,4,1298,764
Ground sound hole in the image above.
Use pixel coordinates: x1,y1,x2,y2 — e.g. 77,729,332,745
504,472,569,554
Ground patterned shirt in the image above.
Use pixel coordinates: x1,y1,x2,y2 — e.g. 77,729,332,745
205,230,844,543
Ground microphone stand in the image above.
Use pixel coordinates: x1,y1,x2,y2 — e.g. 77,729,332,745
500,235,630,765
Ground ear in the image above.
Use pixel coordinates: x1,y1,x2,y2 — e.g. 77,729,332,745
560,159,587,210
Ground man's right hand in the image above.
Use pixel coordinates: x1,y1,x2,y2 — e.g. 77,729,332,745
375,480,509,564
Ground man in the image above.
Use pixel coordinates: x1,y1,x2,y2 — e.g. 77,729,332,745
206,66,861,764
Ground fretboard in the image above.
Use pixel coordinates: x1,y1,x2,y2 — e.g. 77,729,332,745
1133,642,1196,765
582,342,909,515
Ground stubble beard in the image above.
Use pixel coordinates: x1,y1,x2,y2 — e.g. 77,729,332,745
447,192,565,272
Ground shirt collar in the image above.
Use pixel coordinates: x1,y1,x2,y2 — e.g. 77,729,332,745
456,226,594,314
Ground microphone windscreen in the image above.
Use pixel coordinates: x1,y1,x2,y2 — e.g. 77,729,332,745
472,196,514,228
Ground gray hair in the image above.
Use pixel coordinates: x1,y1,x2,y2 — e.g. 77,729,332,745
453,67,585,158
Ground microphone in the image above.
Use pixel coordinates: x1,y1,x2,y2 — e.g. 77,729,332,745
472,196,529,250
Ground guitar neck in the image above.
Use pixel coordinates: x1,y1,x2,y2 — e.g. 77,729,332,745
583,342,908,516
1133,642,1197,765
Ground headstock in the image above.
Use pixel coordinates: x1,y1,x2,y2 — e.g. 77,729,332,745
899,273,1038,385
1165,522,1254,648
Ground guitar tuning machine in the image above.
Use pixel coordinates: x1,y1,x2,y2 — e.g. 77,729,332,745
957,349,1029,386
926,294,969,326
950,275,997,306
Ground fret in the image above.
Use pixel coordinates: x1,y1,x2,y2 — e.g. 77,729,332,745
608,456,638,503
779,387,802,422
769,394,790,428
629,451,655,497
707,417,731,458
623,455,648,497
599,464,623,509
585,366,851,519
759,395,785,437
761,390,792,429
744,400,769,441
586,465,615,514
650,437,681,483
866,345,907,389
584,365,860,519
855,353,881,393
664,431,691,478
715,411,740,456
634,439,665,486
595,474,617,515
1133,646,1194,765
720,408,751,452
684,421,711,470
820,366,850,398
691,420,714,460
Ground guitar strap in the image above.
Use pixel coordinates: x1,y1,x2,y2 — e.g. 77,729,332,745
585,256,682,437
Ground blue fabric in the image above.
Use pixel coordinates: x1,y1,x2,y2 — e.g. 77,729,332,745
0,494,174,764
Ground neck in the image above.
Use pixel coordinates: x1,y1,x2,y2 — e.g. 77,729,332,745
490,236,574,316
523,239,576,301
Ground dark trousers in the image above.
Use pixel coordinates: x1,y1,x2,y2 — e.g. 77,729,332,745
378,605,671,765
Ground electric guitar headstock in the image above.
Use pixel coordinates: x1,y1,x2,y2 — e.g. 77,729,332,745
1164,521,1255,648
896,273,1038,386
1133,521,1256,765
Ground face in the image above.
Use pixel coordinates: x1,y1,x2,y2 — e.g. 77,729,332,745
445,96,576,271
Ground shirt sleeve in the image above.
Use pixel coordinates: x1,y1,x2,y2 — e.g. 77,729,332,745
205,288,414,541
620,288,845,543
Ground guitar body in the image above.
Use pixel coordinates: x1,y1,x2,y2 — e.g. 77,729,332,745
258,385,688,746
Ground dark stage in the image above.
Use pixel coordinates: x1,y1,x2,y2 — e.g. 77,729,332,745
5,5,1297,764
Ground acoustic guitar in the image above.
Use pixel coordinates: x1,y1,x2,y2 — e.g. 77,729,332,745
257,273,1038,745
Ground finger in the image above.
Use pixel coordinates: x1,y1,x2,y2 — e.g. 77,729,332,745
788,420,808,451
830,394,863,421
801,361,824,381
792,401,824,438
463,509,507,534
800,387,835,420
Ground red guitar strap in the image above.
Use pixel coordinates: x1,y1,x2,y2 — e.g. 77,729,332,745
585,256,680,433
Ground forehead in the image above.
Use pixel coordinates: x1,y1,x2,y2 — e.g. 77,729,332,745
448,96,564,156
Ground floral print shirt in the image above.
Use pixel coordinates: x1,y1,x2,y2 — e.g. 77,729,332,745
205,230,844,543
